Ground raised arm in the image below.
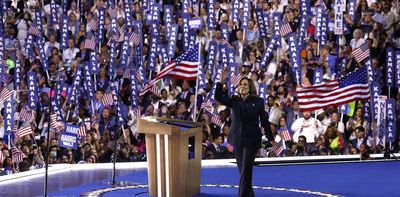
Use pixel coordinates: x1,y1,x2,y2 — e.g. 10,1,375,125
214,69,233,107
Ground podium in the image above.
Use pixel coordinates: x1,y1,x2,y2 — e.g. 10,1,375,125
138,117,203,197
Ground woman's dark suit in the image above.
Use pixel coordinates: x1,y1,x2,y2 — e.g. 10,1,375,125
215,82,274,197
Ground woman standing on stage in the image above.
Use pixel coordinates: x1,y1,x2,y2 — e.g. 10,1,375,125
215,70,276,197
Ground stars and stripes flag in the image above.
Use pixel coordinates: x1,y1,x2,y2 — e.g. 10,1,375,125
123,68,131,79
51,113,63,132
140,43,200,96
88,18,99,31
129,32,140,46
297,67,370,111
102,93,114,106
107,8,118,19
91,113,100,127
211,113,222,127
278,128,292,141
84,37,96,50
19,107,32,121
280,20,292,36
271,140,285,156
219,39,233,48
201,99,214,113
133,107,141,120
11,147,25,163
28,25,40,36
78,125,87,137
15,125,34,138
0,86,13,101
352,42,370,63
231,73,243,87
16,48,26,62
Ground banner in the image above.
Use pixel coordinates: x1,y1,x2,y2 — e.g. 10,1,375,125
14,59,21,88
260,36,278,69
84,63,95,100
98,8,106,42
386,99,396,142
164,5,173,39
220,45,228,67
348,0,356,21
272,13,281,47
108,40,117,77
90,51,99,75
123,0,133,27
206,41,217,75
220,24,229,41
377,96,386,146
27,72,39,109
232,0,240,24
34,8,43,34
259,83,268,105
148,24,159,71
60,14,69,49
370,82,381,122
255,8,267,38
198,64,207,91
0,30,4,60
189,18,202,30
334,0,344,35
60,124,79,149
365,58,374,84
207,0,216,30
37,36,48,70
182,13,191,51
287,33,301,84
131,70,139,108
363,100,372,122
4,100,14,136
167,24,178,59
241,0,250,29
119,36,130,68
314,67,323,84
68,66,83,104
50,0,58,27
319,8,328,48
300,0,310,16
386,47,394,87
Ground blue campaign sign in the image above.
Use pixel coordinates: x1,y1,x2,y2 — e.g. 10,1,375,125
189,18,203,30
60,124,79,149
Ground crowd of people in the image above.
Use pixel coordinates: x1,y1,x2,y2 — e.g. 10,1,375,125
0,0,399,175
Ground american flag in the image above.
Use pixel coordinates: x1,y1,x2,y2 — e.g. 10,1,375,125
91,113,100,127
297,67,370,111
201,99,214,113
278,128,292,141
78,125,87,137
102,93,114,106
140,43,200,96
16,48,26,62
107,8,118,19
28,25,40,36
280,20,292,36
211,113,222,127
231,73,243,87
19,107,32,121
11,147,25,163
0,87,13,101
51,113,63,132
129,32,140,46
219,39,233,48
88,18,99,31
352,42,370,63
15,125,34,138
84,37,96,50
270,140,285,156
133,107,141,120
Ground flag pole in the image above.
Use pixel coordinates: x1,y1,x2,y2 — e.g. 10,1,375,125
192,42,201,122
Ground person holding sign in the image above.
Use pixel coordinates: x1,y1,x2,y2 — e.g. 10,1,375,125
215,69,275,197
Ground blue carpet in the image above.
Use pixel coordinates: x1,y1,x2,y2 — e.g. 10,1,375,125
49,161,400,197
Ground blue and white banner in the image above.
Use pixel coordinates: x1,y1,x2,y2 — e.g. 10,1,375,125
34,8,43,34
300,0,310,16
123,0,133,27
241,0,250,29
386,99,396,142
272,13,281,47
348,0,356,21
396,50,400,88
25,35,35,61
68,66,83,104
182,13,191,50
14,59,21,88
164,5,173,38
207,0,216,30
182,0,190,14
84,63,95,100
119,36,130,68
148,24,159,71
287,33,301,83
27,72,39,109
54,74,65,111
159,44,169,65
108,40,117,76
0,31,4,60
370,82,381,122
220,45,228,67
255,8,267,38
151,3,161,25
259,83,268,105
263,12,270,35
334,0,344,35
198,64,207,91
50,0,58,27
206,41,217,75
4,100,14,136
365,58,374,84
260,36,278,69
339,103,350,114
377,96,387,146
363,100,372,122
37,36,48,70
90,51,99,75
314,67,323,84
167,24,178,59
131,70,139,108
315,7,323,40
220,24,229,41
60,15,69,49
232,0,240,24
319,8,328,48
386,47,394,87
98,8,106,42
60,124,79,149
189,18,203,30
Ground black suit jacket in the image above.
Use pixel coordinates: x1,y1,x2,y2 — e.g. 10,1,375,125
350,137,368,149
215,82,274,149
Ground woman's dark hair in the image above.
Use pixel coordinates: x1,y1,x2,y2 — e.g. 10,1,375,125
237,77,258,98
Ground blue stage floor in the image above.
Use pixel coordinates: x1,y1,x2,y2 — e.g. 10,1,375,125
1,160,400,197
